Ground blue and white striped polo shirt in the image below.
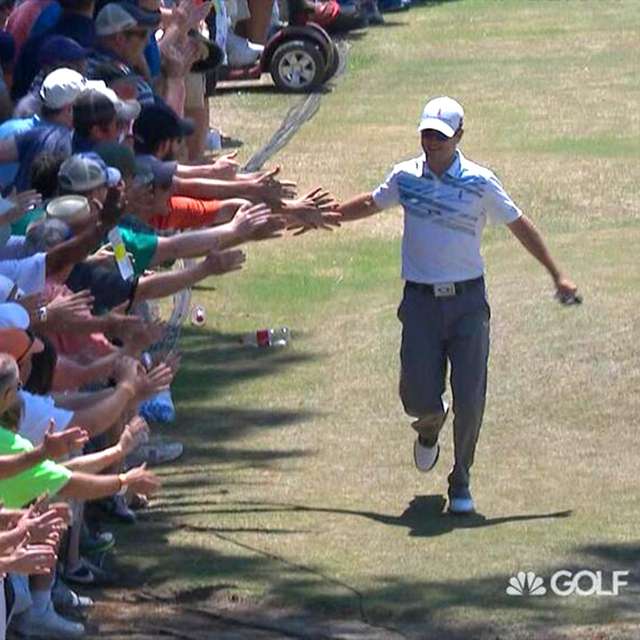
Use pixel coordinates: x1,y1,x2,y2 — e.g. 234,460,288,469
372,150,522,284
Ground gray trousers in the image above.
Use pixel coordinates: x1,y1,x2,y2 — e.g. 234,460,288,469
397,279,490,490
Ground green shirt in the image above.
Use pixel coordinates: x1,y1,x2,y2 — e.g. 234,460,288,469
0,427,71,508
11,206,45,237
118,222,158,276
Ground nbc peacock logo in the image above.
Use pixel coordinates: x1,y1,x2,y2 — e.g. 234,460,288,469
506,571,547,596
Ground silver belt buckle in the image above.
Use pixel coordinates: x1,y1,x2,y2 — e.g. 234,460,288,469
434,282,456,297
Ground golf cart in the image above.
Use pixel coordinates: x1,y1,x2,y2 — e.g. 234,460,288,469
216,22,340,93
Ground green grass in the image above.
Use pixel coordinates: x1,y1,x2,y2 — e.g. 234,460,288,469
113,1,640,638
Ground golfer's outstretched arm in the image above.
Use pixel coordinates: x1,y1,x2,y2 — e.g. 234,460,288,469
337,192,382,222
507,215,577,297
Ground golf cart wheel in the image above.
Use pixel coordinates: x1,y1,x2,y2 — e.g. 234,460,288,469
323,40,341,82
270,39,325,92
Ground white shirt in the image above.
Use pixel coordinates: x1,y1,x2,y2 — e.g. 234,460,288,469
372,150,522,284
17,390,73,446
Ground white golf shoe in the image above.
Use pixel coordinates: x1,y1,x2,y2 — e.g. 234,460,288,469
413,437,440,472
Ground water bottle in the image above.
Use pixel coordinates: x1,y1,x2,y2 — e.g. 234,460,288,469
241,327,289,348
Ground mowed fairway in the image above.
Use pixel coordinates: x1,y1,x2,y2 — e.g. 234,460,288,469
109,2,640,638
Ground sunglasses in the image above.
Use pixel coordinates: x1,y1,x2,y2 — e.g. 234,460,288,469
421,129,450,142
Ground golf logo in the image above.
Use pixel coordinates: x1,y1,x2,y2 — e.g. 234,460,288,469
506,570,631,597
506,571,546,596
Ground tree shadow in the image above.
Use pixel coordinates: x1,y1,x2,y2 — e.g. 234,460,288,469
99,513,639,639
172,327,323,405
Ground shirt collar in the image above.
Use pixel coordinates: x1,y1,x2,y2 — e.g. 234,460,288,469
421,149,462,179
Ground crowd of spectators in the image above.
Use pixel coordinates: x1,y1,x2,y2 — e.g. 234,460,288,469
0,0,346,637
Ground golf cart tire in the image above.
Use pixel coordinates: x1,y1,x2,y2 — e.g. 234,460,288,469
270,39,325,92
323,40,341,82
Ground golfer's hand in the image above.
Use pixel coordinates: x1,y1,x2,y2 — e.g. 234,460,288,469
555,276,581,305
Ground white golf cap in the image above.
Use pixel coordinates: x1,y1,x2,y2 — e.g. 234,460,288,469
39,67,87,109
418,96,464,138
0,302,30,330
87,80,141,122
46,195,92,226
0,275,23,303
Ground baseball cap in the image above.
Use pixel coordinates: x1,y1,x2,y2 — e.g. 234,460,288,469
73,88,117,131
45,195,92,228
135,155,176,190
418,96,464,138
88,59,140,86
39,67,87,109
0,304,30,331
87,81,140,122
58,153,121,193
38,36,89,68
95,2,161,37
95,142,137,179
133,103,195,152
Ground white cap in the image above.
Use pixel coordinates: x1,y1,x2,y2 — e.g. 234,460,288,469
87,80,141,122
418,96,464,138
46,195,92,226
95,3,137,37
39,67,87,109
0,275,24,303
0,302,30,330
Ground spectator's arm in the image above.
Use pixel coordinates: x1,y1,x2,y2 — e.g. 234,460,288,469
45,222,105,278
0,447,48,480
134,250,245,302
68,383,137,439
51,352,120,393
58,465,160,501
63,443,123,474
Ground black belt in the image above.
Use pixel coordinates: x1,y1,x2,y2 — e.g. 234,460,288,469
406,276,484,296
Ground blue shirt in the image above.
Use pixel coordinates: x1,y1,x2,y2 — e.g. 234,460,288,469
14,123,72,191
144,38,161,79
0,115,39,190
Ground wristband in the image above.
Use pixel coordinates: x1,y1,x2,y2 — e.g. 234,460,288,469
116,473,128,496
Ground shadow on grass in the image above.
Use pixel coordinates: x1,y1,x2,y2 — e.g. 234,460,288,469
109,513,639,637
173,326,322,405
177,495,572,538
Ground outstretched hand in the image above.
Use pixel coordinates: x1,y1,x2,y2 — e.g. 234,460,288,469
283,187,342,235
232,202,286,242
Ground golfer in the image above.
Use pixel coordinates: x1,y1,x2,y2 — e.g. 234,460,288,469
335,96,578,514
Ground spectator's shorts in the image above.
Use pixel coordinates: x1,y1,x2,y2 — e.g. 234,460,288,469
185,72,206,110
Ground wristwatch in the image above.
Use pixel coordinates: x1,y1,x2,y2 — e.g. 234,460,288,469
36,306,47,323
